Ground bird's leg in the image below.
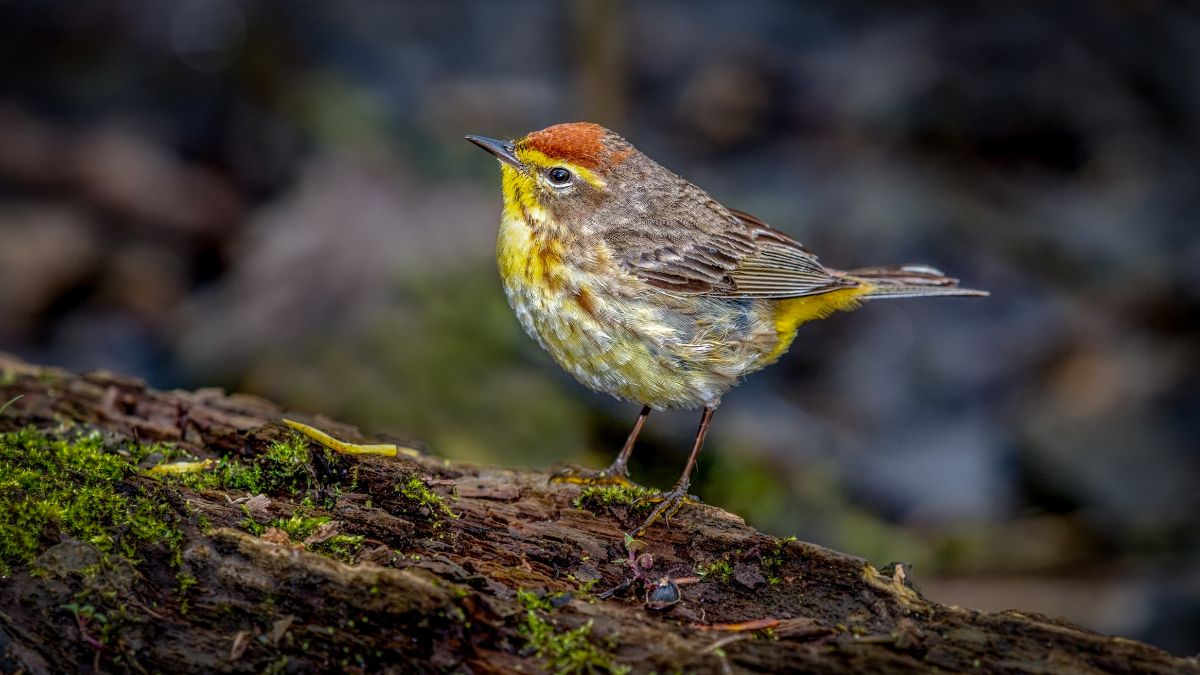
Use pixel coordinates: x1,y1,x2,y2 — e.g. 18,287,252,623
551,405,651,487
630,404,716,537
282,419,421,458
603,405,651,479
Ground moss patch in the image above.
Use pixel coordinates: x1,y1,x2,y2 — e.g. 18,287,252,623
395,474,457,521
759,536,797,585
151,433,318,497
0,427,183,576
516,589,629,675
146,435,380,563
309,534,364,563
271,513,332,541
696,559,734,584
571,484,657,513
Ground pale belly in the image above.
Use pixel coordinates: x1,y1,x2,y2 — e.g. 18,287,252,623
499,270,780,410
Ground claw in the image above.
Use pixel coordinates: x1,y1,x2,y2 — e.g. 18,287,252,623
629,488,697,537
552,405,649,488
549,463,635,487
282,418,421,458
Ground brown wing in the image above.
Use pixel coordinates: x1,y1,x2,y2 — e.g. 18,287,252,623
625,207,857,299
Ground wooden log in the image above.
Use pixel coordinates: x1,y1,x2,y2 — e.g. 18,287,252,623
0,353,1194,674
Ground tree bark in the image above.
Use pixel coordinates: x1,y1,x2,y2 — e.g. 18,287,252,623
0,353,1194,674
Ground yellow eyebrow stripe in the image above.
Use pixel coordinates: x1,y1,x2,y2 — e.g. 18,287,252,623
514,148,606,189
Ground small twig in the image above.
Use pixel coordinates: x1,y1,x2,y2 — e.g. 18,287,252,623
703,632,754,653
74,613,104,651
126,597,167,620
0,394,22,415
229,630,251,660
145,459,216,475
693,618,780,632
700,620,792,675
704,633,751,675
712,645,735,675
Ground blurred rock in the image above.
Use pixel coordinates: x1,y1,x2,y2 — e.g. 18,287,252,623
0,104,247,236
168,0,246,74
76,128,243,234
100,244,189,318
0,203,97,340
0,104,71,185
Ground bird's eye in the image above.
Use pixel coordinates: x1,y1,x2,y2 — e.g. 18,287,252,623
547,167,573,186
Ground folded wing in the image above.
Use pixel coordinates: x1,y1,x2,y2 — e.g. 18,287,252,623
622,207,985,300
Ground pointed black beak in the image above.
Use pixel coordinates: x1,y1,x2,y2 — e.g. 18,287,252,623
465,135,522,168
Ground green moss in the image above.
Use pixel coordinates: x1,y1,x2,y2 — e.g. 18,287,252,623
242,434,315,494
395,474,457,520
271,513,331,541
177,572,198,593
517,589,560,613
152,433,316,497
177,572,199,614
0,427,183,576
516,590,629,675
195,513,213,531
256,513,372,565
759,536,797,585
309,534,364,563
569,575,599,596
240,515,267,536
572,484,657,513
696,559,734,584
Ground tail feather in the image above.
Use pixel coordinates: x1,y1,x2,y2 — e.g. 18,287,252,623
843,265,989,300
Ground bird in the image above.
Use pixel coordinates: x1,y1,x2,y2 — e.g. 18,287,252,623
465,122,986,537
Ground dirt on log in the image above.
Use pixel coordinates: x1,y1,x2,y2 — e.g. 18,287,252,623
0,353,1194,675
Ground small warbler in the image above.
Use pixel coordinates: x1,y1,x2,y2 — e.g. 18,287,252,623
467,122,985,536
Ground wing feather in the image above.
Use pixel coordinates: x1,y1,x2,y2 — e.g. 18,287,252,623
621,206,854,299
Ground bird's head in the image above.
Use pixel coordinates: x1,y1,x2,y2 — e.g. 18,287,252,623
466,122,636,228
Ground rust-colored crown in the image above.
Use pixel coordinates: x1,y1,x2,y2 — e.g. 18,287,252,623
519,122,614,170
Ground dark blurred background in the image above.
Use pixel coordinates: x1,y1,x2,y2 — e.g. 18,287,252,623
1,0,1197,655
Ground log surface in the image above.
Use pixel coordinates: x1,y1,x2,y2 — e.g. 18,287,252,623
0,353,1194,674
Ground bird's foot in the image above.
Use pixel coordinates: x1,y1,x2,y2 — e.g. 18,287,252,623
549,462,635,487
282,418,421,458
629,486,699,538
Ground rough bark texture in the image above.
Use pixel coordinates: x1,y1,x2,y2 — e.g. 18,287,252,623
0,353,1195,674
